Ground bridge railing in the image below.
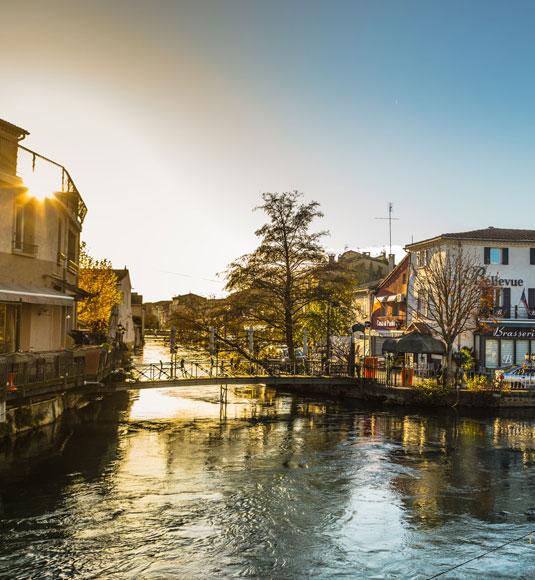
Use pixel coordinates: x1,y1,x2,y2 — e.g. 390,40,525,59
129,358,360,382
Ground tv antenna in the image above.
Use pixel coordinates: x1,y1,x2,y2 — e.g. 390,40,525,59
375,202,399,255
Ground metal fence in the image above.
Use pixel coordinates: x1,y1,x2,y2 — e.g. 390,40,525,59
0,346,120,402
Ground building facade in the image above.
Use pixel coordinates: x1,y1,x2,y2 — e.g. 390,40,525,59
370,255,409,356
0,118,87,352
406,228,535,371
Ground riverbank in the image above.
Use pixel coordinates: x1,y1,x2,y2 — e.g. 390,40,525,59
273,378,535,410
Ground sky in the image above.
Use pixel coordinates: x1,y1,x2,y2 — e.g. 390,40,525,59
2,0,535,301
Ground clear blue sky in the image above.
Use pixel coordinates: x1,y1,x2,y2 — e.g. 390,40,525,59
3,0,535,300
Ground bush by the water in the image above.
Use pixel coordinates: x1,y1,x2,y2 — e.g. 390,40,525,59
411,379,454,403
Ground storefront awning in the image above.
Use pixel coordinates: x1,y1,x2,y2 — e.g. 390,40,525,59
377,294,404,303
0,283,74,305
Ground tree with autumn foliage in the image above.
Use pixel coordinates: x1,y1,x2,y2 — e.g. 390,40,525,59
77,242,122,333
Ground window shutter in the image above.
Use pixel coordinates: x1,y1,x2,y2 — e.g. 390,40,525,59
503,287,511,308
529,289,535,309
502,248,509,265
484,247,490,264
530,248,535,265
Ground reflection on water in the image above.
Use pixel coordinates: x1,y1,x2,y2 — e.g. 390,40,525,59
2,343,535,578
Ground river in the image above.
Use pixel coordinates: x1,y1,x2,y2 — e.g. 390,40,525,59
1,340,535,579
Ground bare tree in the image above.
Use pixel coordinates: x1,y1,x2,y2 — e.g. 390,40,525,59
410,245,488,383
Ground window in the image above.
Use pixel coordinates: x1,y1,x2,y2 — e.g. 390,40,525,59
13,201,37,255
392,302,399,317
417,250,429,268
516,341,529,365
57,218,65,264
531,248,535,265
485,339,499,368
402,274,406,284
484,247,509,265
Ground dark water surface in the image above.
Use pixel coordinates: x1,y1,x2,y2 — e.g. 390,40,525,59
2,360,535,578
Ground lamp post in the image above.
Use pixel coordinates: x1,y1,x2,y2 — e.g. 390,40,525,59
117,323,125,344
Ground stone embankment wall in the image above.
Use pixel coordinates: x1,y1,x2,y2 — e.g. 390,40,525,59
276,380,535,408
0,394,85,438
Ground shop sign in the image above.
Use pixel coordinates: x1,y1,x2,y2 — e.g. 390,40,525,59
492,326,535,339
375,319,398,328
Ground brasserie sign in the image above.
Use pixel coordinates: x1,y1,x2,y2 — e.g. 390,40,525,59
492,326,535,339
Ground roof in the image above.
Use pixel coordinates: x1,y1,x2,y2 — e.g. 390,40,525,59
375,254,409,291
407,228,535,249
112,268,130,282
0,118,29,137
354,279,383,292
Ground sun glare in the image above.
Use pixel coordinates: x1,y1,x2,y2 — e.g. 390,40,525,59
20,164,59,202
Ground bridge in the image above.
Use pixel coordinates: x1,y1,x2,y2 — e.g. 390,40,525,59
0,353,410,409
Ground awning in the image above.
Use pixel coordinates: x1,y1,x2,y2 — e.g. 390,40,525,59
377,294,404,303
382,331,446,355
0,283,74,305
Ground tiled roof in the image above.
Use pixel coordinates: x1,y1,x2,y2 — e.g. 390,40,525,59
442,227,535,241
407,228,535,248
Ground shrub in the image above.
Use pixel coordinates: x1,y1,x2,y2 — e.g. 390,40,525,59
412,379,454,404
464,373,491,391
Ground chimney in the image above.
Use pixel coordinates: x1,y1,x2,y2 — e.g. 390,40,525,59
328,254,335,265
388,254,395,273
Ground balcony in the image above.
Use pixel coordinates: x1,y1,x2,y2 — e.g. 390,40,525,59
67,259,78,275
16,146,87,227
487,306,535,320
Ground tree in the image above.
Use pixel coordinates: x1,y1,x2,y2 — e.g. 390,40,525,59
303,259,360,361
225,191,327,360
77,242,122,333
411,245,488,383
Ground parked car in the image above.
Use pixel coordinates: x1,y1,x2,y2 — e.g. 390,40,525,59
495,366,535,389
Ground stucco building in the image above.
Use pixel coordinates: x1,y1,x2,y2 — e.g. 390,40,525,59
0,118,87,352
406,227,535,371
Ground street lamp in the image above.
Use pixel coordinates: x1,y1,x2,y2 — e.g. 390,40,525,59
117,323,126,343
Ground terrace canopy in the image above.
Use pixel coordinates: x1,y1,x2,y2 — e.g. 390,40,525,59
382,331,446,355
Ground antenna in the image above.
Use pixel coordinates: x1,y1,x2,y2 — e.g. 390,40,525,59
375,202,400,255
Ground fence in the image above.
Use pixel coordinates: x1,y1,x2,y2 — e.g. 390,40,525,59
0,346,121,402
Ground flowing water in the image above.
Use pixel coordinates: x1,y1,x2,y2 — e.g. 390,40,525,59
2,340,535,579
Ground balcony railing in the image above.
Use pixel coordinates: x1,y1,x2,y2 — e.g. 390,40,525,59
12,239,38,255
489,305,535,320
67,259,78,274
16,146,87,225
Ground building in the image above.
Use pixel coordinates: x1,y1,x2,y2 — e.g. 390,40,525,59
370,255,409,356
131,292,144,348
406,227,535,371
337,249,394,284
0,118,87,352
113,268,135,346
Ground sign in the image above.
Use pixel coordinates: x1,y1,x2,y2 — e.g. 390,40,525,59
489,276,523,287
492,326,535,339
502,354,513,364
376,319,398,328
